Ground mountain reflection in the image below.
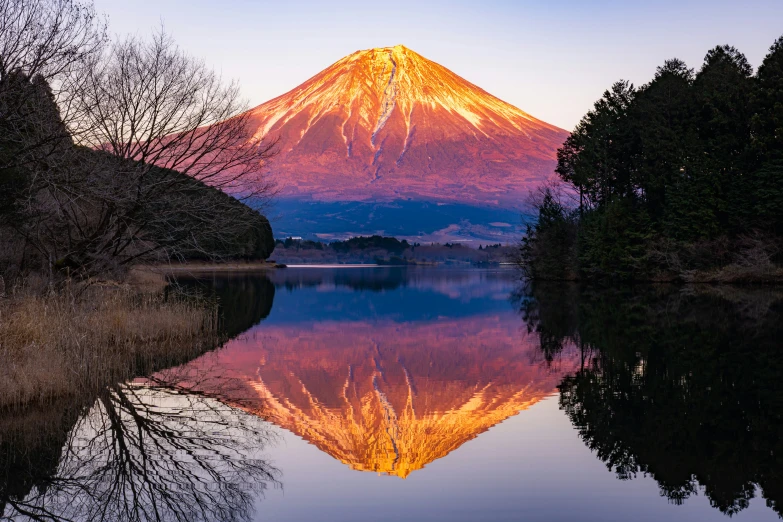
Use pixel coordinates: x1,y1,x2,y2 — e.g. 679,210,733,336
9,269,780,520
168,270,581,479
519,283,783,517
170,317,582,478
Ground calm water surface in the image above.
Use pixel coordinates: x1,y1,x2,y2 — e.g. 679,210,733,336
2,268,782,521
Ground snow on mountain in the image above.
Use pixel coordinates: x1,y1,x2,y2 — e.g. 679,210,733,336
246,45,568,207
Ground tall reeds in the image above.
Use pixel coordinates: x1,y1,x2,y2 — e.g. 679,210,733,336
0,282,221,409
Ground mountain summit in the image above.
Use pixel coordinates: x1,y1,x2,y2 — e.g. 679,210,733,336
247,45,568,208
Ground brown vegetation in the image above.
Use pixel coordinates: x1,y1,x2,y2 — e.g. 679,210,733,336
0,280,222,409
649,233,783,284
154,260,279,274
0,0,282,420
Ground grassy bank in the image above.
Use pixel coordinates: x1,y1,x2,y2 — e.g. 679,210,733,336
0,277,222,409
518,217,783,284
153,260,281,273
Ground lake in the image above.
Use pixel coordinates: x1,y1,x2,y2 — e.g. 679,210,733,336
2,267,782,521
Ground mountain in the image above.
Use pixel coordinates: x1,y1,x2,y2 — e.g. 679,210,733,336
242,46,568,242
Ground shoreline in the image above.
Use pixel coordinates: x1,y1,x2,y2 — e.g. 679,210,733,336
521,272,783,286
136,261,281,276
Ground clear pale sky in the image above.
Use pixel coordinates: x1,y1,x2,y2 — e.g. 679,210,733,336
91,0,783,131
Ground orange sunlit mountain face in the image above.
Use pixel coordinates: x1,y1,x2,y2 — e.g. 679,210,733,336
240,45,568,206
159,271,582,478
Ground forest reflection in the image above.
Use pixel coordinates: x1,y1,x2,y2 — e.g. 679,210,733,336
1,276,281,522
518,283,783,517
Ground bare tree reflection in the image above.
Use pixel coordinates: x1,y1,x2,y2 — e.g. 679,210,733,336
2,379,280,522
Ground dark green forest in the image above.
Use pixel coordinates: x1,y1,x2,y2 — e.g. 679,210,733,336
520,37,783,282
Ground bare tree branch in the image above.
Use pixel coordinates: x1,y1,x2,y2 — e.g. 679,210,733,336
1,17,277,281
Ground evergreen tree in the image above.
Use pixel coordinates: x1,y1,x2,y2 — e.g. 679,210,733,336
752,36,783,163
522,35,783,281
749,37,783,234
519,189,578,280
556,81,638,209
631,59,696,224
690,45,754,233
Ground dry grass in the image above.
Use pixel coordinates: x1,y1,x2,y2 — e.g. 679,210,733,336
647,233,783,284
143,261,277,274
0,283,222,409
678,234,783,283
682,264,783,284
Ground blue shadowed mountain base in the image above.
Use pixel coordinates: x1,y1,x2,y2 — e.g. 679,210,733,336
259,198,533,244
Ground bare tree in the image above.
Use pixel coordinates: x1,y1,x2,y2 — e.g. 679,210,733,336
0,0,106,164
1,15,277,280
0,0,106,171
0,0,105,81
68,28,277,199
0,0,106,280
2,383,281,522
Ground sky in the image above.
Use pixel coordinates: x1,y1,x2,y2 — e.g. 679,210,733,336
91,0,783,131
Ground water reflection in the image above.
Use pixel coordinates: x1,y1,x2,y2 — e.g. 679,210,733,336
170,269,577,479
1,382,279,522
4,269,783,521
168,269,783,520
174,273,276,338
171,318,580,478
0,282,281,522
265,266,514,298
520,283,783,517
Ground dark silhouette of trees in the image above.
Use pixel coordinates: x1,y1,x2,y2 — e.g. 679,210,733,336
331,235,411,255
517,185,578,281
0,2,277,281
1,382,280,522
749,37,783,236
519,283,783,517
0,0,105,83
1,268,281,521
68,29,277,200
174,273,277,338
521,36,783,281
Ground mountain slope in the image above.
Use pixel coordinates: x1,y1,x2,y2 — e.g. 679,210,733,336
247,45,568,207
